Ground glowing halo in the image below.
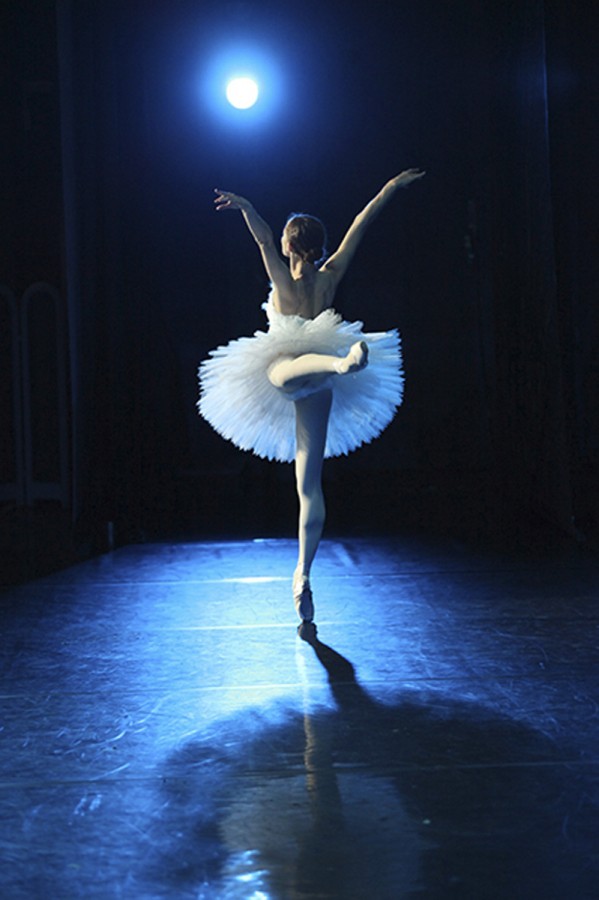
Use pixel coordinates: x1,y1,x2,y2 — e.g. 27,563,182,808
200,44,283,127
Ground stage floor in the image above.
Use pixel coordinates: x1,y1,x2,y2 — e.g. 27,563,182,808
1,536,598,898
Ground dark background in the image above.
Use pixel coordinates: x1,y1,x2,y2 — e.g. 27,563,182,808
1,0,597,580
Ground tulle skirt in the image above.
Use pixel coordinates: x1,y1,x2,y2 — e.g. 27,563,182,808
198,299,403,463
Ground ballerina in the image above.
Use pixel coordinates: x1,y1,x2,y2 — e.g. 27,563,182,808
199,169,425,624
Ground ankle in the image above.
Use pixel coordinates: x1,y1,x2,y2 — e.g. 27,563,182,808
335,341,368,375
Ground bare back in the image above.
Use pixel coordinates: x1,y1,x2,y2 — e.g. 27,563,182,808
271,267,337,320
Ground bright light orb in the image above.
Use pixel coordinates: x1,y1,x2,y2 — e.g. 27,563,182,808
226,76,259,109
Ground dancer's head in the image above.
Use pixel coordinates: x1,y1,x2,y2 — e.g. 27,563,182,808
282,214,327,264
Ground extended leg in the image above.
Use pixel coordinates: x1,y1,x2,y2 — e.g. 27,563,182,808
292,389,332,622
269,341,368,395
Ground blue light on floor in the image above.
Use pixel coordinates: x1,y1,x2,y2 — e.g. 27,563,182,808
3,537,598,897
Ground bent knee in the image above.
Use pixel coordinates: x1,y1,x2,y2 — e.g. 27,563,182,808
267,356,293,390
268,368,284,389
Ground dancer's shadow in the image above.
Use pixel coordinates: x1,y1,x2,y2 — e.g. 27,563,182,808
138,627,598,900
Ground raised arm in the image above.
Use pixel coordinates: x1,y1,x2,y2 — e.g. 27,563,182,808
321,169,425,285
214,189,292,290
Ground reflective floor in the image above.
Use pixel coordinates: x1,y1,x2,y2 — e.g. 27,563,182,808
1,536,599,898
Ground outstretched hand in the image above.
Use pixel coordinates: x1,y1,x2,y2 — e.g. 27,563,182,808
214,189,252,212
389,169,426,189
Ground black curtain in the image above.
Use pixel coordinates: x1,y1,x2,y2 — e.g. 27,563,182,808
58,0,189,547
483,0,574,545
52,0,597,551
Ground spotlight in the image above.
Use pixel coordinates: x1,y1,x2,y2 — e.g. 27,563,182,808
226,76,259,110
201,43,282,127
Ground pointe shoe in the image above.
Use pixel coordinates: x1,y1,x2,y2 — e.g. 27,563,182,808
293,570,314,623
336,340,369,374
297,620,318,642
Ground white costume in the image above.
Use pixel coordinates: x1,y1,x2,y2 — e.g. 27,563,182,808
198,292,403,463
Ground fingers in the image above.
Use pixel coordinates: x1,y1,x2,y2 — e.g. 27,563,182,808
392,169,426,188
214,188,243,211
214,188,235,211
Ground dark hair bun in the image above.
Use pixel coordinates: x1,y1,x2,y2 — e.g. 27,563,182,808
285,214,327,264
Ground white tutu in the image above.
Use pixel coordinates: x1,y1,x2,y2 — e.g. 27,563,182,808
198,295,403,463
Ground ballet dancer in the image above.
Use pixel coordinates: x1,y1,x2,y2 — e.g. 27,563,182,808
199,168,425,624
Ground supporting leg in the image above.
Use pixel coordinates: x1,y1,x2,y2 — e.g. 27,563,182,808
292,389,332,622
